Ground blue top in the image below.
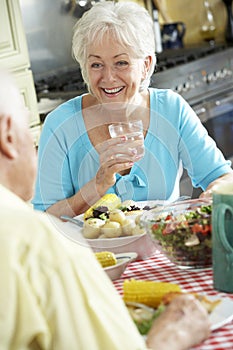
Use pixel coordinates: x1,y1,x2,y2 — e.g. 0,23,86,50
33,88,232,211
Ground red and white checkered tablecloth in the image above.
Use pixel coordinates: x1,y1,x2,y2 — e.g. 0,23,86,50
113,250,233,350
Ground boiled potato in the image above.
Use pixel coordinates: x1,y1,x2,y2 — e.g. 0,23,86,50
131,225,146,236
83,218,105,239
121,219,135,236
100,221,122,238
109,209,126,225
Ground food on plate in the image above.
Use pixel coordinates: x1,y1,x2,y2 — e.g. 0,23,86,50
82,214,145,239
92,206,109,220
82,194,152,239
119,199,144,216
125,281,218,342
142,202,212,268
109,209,127,225
83,218,105,238
84,194,152,222
100,221,122,238
121,219,136,236
131,225,146,236
126,302,161,335
95,251,117,268
84,194,121,220
123,279,181,308
194,293,221,313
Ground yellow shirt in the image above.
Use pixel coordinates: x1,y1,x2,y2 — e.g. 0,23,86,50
0,185,147,350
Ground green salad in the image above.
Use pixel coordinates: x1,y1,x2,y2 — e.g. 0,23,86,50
149,205,212,267
126,303,165,335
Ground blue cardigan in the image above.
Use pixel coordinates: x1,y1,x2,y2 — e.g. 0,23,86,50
33,88,231,211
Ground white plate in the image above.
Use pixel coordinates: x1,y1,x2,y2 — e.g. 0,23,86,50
127,295,233,334
103,252,137,281
60,201,160,260
62,220,155,260
209,295,233,331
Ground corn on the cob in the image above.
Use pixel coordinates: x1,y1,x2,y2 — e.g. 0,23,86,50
123,279,181,308
95,251,117,268
84,194,121,220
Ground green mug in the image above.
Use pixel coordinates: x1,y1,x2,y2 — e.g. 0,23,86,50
212,183,233,293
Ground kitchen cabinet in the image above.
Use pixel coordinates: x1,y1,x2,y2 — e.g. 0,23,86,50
0,0,41,145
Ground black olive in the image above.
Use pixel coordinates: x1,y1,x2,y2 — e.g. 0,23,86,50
93,206,109,218
143,205,151,210
127,205,141,212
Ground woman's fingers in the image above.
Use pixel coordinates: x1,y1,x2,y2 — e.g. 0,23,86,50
98,139,144,163
95,137,145,190
95,161,133,189
97,136,144,158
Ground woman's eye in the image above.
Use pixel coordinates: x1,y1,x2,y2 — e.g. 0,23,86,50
91,63,102,69
116,61,128,67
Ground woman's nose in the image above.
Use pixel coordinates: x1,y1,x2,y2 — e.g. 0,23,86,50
102,66,116,82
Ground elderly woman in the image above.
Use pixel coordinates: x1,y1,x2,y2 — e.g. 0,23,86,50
33,1,233,217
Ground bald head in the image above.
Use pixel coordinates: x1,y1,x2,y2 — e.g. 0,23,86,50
0,71,24,118
0,70,37,201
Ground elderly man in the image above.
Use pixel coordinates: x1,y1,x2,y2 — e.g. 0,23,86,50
0,70,210,350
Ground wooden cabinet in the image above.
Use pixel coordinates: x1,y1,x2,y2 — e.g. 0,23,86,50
0,0,41,145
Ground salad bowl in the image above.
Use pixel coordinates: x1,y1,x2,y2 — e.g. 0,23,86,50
140,199,212,269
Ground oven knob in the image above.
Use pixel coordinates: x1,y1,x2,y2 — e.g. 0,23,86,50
182,82,190,91
203,74,210,83
213,73,218,81
221,68,228,77
215,70,221,79
207,73,214,83
177,84,183,93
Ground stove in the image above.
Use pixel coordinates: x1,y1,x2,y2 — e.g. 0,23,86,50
35,65,87,102
151,43,233,107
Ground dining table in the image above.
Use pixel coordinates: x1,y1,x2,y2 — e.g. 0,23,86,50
113,250,233,350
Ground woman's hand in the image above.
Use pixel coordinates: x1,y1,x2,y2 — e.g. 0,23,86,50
95,136,144,194
200,172,233,199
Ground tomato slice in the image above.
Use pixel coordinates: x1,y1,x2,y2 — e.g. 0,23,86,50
201,224,211,235
191,223,203,233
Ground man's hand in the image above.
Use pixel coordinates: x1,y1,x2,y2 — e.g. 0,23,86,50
146,294,210,350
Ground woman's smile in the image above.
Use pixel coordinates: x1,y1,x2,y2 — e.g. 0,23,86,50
101,86,125,97
87,33,145,105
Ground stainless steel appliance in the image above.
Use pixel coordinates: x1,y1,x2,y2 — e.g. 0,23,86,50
152,45,233,161
151,44,233,196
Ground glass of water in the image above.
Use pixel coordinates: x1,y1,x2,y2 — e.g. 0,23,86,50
108,120,145,158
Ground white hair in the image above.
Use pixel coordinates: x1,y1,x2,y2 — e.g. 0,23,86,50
72,1,156,93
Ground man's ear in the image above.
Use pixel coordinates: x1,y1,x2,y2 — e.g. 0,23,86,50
0,115,18,159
